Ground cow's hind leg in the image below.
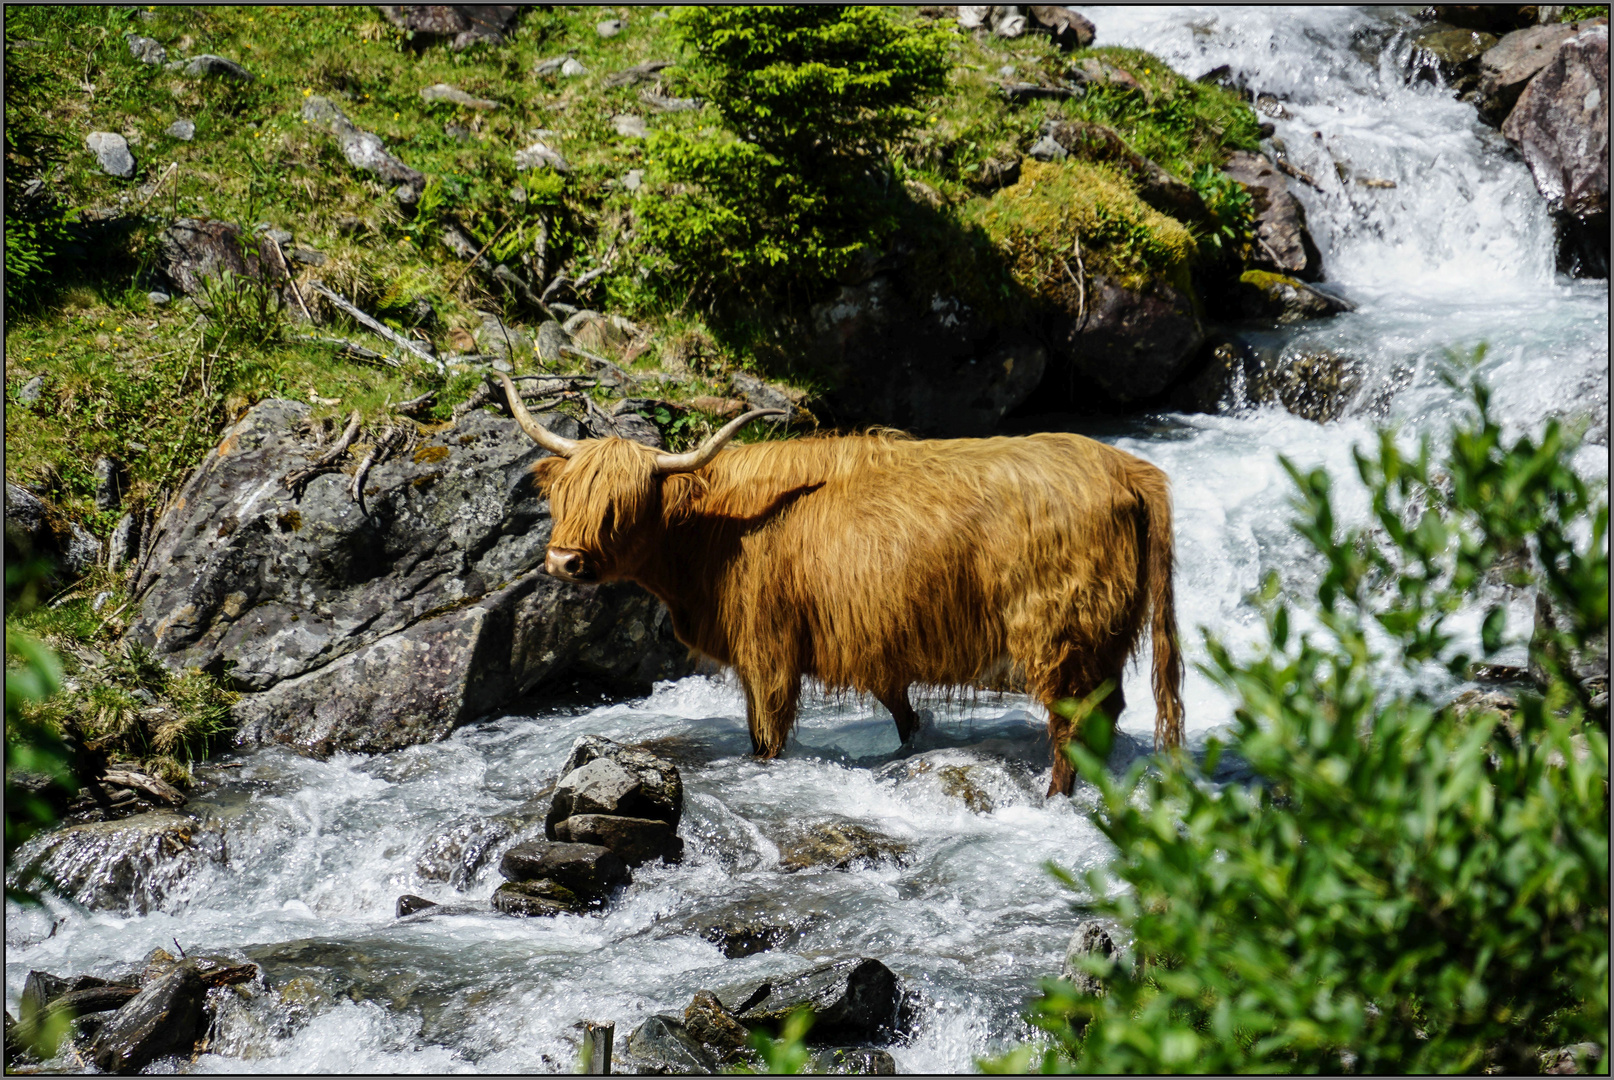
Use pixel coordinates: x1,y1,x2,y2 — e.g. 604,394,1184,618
876,686,921,744
740,670,801,759
1044,671,1127,798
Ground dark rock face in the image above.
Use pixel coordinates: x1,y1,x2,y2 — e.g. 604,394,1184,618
5,811,224,914
728,958,903,1043
774,822,910,873
1502,24,1609,278
683,990,751,1052
624,1014,718,1074
808,1047,898,1074
490,878,582,917
1236,270,1356,324
89,965,208,1075
547,735,684,833
158,218,289,299
1049,275,1204,404
5,481,102,583
498,840,630,901
377,5,522,50
1408,22,1500,94
1173,342,1369,424
1222,151,1324,282
127,401,690,756
396,894,439,917
1475,22,1580,125
810,275,1048,436
1027,5,1094,50
554,814,684,867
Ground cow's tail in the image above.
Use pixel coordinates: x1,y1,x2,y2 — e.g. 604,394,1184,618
1134,462,1184,751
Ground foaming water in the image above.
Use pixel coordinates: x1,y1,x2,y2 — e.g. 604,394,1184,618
6,7,1607,1073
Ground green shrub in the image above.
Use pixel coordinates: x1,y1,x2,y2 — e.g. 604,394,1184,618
992,364,1608,1074
638,6,951,306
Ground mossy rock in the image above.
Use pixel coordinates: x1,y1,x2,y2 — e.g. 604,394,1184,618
1237,270,1353,324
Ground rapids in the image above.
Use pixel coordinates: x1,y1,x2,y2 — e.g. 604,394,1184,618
7,6,1607,1072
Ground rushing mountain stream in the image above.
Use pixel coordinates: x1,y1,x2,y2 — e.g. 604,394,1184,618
7,6,1607,1073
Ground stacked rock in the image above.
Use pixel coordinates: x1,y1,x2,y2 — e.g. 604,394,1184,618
491,736,684,918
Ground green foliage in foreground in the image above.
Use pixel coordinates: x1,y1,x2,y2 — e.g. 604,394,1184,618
640,6,951,305
5,564,75,904
989,368,1608,1074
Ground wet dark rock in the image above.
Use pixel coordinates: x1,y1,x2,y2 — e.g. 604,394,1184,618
878,750,1002,812
89,965,208,1075
157,218,289,299
301,95,425,201
1061,919,1120,995
5,811,223,914
700,919,794,959
553,814,683,866
396,894,439,917
547,735,684,833
624,1014,718,1074
491,878,583,917
5,482,102,583
1502,24,1608,277
808,1047,899,1075
86,132,136,178
1475,22,1580,125
498,840,630,900
1176,343,1365,423
727,958,903,1043
415,815,516,887
1531,589,1610,698
1408,23,1499,94
1430,5,1541,35
378,5,522,50
1028,5,1094,50
127,401,688,756
775,822,910,873
1223,150,1323,281
1050,274,1205,405
184,54,255,81
137,951,257,990
683,990,751,1051
1237,270,1355,324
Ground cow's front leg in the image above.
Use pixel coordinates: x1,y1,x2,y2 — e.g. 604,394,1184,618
740,670,801,758
1045,677,1127,798
876,686,921,744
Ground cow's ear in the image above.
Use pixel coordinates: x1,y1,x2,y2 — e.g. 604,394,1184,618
529,455,565,495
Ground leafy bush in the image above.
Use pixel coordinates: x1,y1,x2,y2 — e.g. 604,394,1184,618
1189,163,1254,256
994,368,1608,1074
638,6,951,305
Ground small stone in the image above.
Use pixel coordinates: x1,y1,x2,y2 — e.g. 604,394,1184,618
165,119,194,141
491,878,582,917
534,54,571,76
1061,919,1119,995
613,113,647,139
445,122,471,142
683,990,749,1051
510,184,527,203
93,456,122,512
396,894,438,918
92,590,113,613
623,168,644,192
1028,134,1068,162
498,840,630,901
126,34,166,65
560,57,589,77
86,132,136,178
597,18,625,38
419,83,501,111
183,54,254,81
514,140,571,173
18,375,44,403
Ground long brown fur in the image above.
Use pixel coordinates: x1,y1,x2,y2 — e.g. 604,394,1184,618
530,430,1185,796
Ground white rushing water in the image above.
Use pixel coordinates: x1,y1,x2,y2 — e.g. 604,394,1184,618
7,7,1607,1073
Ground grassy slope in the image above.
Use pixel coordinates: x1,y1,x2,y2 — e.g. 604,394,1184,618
4,5,1256,778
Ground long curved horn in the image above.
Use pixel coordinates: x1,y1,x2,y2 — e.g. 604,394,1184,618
652,408,788,474
497,372,579,457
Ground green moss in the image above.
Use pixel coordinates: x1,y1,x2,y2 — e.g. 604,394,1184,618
1560,6,1609,21
1239,269,1303,290
970,159,1195,295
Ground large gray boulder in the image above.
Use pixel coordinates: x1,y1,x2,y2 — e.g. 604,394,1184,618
1475,22,1580,125
1501,23,1609,276
127,400,690,757
157,218,288,299
1222,151,1324,282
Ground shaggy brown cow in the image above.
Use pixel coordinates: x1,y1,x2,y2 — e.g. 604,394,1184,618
498,374,1183,796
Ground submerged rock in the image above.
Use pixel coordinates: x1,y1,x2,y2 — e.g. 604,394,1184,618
775,821,910,873
396,894,440,917
89,965,208,1074
491,878,583,917
415,815,516,887
1407,22,1499,94
554,814,683,866
1236,270,1355,324
6,810,224,914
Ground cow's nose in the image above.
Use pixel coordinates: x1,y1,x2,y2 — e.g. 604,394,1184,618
545,548,586,579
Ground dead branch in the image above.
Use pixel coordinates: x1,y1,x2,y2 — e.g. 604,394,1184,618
350,424,408,516
101,768,186,806
493,263,546,311
533,212,549,287
1275,158,1323,191
307,282,441,371
266,234,314,323
283,409,362,492
298,333,400,367
560,344,635,388
395,390,438,417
